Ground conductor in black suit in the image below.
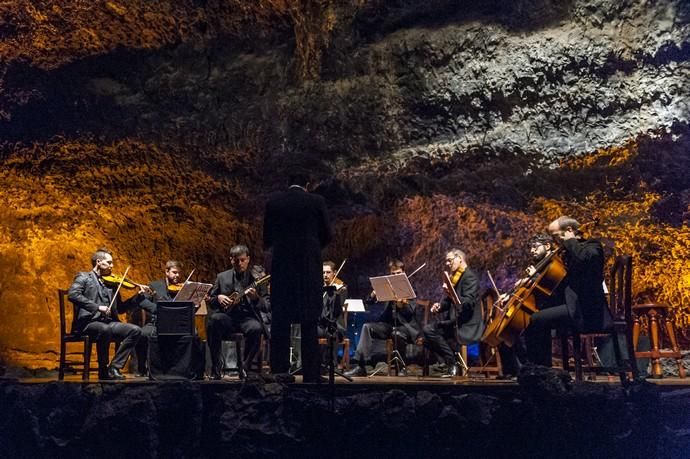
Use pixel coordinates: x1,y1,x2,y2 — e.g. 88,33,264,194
263,173,332,383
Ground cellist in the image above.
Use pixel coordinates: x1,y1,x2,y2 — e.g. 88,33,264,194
495,234,564,375
422,248,483,377
524,216,612,366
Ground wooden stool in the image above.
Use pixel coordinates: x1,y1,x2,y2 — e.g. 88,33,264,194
632,303,686,379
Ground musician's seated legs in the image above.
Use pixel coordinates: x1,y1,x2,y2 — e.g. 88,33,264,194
206,312,234,379
345,322,392,376
525,304,570,367
422,323,457,376
108,322,142,378
238,315,263,372
135,323,155,376
82,321,113,379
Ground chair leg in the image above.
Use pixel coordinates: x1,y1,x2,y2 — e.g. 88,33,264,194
610,331,628,383
386,339,393,376
342,340,350,370
573,334,583,382
236,340,244,376
662,317,686,378
561,335,570,372
83,337,92,381
59,339,66,381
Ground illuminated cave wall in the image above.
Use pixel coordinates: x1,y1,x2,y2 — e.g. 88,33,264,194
0,0,689,369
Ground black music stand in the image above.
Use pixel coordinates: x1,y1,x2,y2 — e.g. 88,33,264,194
156,301,195,336
368,273,416,377
148,301,200,380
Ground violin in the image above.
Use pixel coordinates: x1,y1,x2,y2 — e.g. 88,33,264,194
166,283,184,293
102,274,152,293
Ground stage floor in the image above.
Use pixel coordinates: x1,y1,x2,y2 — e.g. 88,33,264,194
18,370,690,388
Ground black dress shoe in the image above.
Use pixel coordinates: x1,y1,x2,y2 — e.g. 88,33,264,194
442,364,460,378
344,366,367,377
107,367,126,380
98,371,111,381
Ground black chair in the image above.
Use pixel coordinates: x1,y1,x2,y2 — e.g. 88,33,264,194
561,255,639,383
57,289,93,380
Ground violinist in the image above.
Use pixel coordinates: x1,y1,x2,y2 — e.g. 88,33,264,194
345,260,421,377
422,249,482,377
206,245,270,380
318,261,348,368
525,216,612,366
67,247,144,380
134,260,185,376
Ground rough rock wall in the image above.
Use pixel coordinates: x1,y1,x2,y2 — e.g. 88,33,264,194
0,0,689,368
2,374,688,459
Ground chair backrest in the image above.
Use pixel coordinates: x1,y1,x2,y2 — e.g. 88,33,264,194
479,289,499,326
608,255,633,323
57,288,70,338
607,254,639,379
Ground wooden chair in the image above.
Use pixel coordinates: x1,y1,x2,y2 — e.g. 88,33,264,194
632,302,685,379
561,254,639,382
318,301,350,370
467,290,503,378
57,288,93,380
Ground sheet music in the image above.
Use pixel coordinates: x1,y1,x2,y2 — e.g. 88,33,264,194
344,299,366,312
369,273,416,302
173,281,213,306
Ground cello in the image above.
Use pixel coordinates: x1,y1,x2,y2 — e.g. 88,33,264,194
481,248,567,347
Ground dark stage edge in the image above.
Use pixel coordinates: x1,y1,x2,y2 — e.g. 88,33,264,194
2,369,689,459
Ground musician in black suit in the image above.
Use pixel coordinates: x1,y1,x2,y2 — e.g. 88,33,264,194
346,259,421,377
67,247,145,380
206,245,269,380
319,260,348,368
134,260,185,375
423,249,483,377
525,216,612,366
263,172,332,383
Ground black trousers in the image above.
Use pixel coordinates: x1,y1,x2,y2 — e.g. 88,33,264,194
271,314,320,382
135,323,155,374
422,322,457,365
525,304,571,367
82,321,142,374
206,312,263,376
354,322,415,368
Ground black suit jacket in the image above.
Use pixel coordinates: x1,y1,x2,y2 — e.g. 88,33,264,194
67,271,140,332
207,268,269,317
437,268,484,343
561,238,612,332
263,187,332,322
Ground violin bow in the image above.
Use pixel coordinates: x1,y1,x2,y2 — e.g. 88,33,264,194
486,270,502,315
407,262,427,279
323,258,347,299
172,268,195,302
106,265,131,317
